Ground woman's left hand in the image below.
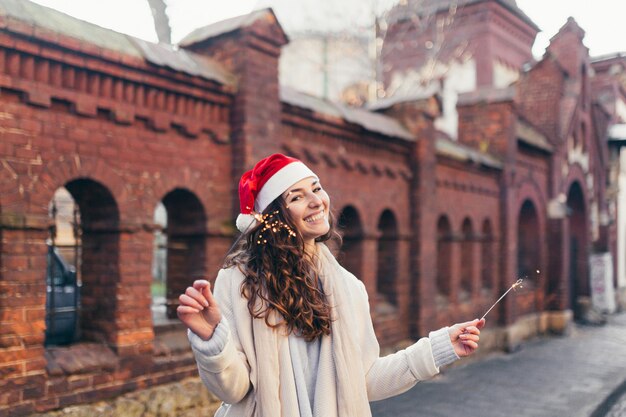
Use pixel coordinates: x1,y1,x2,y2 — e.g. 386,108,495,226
448,318,486,357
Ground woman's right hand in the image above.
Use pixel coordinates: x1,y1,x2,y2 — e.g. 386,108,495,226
177,279,222,340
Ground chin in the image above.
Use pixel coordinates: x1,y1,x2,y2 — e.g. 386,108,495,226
302,223,330,241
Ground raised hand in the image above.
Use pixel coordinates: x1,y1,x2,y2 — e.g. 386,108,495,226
177,279,222,340
448,318,485,357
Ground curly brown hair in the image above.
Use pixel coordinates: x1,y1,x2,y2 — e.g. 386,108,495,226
224,198,340,341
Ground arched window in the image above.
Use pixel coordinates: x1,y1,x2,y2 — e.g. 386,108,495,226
436,215,452,297
518,200,539,282
460,218,473,299
45,179,120,346
377,210,398,306
337,206,363,279
46,187,81,346
161,189,207,321
567,182,588,317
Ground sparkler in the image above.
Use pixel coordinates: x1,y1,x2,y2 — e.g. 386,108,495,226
480,278,524,320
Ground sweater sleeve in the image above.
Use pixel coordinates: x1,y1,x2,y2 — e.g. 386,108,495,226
429,327,459,368
366,336,440,401
189,269,252,404
188,318,228,356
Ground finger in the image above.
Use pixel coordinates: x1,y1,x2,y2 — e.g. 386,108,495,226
193,279,210,291
463,326,481,335
461,340,478,349
202,282,218,305
459,334,479,343
458,319,484,335
458,318,481,328
186,286,209,307
179,293,204,310
177,305,202,314
477,318,486,329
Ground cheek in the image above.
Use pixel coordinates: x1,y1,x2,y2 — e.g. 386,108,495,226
321,192,331,209
286,202,306,220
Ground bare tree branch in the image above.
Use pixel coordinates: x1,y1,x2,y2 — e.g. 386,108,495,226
147,0,171,44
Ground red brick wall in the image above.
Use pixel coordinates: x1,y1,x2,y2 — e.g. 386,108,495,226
0,23,235,415
433,160,501,327
516,58,566,142
458,100,515,157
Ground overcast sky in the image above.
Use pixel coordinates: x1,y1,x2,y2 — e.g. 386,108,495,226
29,0,626,58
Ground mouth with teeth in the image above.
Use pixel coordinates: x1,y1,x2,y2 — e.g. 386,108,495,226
304,210,326,223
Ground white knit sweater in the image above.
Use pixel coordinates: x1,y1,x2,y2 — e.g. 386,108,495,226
188,247,458,417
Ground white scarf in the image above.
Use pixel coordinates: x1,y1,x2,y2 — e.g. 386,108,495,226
251,243,373,417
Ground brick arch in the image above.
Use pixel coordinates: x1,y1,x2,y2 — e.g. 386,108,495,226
155,188,208,320
337,204,364,278
460,217,474,297
516,178,548,220
376,209,399,306
374,207,401,235
563,163,589,207
514,197,545,322
515,179,547,282
436,214,453,297
63,179,121,344
566,179,590,317
373,202,410,235
335,199,370,235
27,156,128,219
517,199,541,277
145,170,214,222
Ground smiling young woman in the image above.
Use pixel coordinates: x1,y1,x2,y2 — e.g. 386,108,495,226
177,153,485,417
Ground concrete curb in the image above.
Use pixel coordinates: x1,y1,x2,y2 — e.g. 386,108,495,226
590,378,626,417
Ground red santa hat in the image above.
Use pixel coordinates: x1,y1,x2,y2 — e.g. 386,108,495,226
236,153,318,232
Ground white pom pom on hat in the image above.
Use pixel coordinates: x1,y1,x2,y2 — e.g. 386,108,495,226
236,154,317,232
235,213,257,233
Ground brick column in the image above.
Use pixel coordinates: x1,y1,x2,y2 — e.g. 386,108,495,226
377,96,440,337
395,236,412,326
360,233,379,312
545,199,572,333
111,227,154,356
0,213,48,415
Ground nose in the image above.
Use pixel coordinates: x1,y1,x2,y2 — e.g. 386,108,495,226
307,191,323,207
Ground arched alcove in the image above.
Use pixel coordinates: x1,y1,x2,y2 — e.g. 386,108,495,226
377,209,399,306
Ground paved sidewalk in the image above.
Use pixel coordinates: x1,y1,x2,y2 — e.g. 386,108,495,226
371,312,626,417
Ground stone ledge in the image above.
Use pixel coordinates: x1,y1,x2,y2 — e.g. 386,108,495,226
45,343,118,376
26,377,221,417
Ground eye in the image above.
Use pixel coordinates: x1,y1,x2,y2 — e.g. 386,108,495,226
290,195,302,202
313,186,322,193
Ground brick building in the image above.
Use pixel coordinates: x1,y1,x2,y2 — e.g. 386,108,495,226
0,0,623,415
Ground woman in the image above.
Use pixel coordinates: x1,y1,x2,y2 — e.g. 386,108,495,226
178,153,484,417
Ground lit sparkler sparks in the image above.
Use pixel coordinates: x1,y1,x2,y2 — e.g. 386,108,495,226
480,278,524,320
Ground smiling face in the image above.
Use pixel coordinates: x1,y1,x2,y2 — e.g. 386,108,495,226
282,177,330,248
